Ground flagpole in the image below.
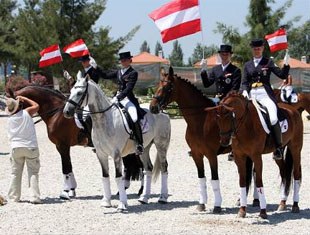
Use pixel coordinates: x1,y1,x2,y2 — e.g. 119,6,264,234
198,0,205,60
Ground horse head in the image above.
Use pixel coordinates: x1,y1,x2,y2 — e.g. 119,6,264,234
150,66,175,114
63,71,89,118
214,91,248,147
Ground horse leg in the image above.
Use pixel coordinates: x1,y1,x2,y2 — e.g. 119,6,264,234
208,155,222,213
57,145,77,200
234,156,248,218
274,157,288,211
191,152,206,212
253,156,268,219
114,153,128,211
98,156,112,208
138,145,153,204
157,150,169,204
291,148,301,213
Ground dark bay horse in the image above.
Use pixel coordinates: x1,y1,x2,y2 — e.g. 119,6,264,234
11,85,142,199
150,67,234,213
212,92,303,219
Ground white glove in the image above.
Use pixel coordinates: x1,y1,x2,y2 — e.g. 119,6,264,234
111,96,118,104
283,50,290,66
63,70,72,80
89,56,97,69
199,59,207,69
242,90,249,99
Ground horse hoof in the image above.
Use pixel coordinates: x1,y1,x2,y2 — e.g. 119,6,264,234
238,207,246,218
69,190,76,198
277,204,287,211
138,196,149,204
116,202,128,212
213,206,221,214
101,199,112,208
158,195,168,204
0,195,7,206
259,213,268,219
252,199,260,207
292,206,300,213
59,191,70,200
196,204,206,212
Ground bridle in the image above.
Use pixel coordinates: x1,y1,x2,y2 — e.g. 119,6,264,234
152,78,173,110
66,81,89,110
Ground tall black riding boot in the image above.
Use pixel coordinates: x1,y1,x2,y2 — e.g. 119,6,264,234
133,121,144,155
83,115,94,148
270,122,283,160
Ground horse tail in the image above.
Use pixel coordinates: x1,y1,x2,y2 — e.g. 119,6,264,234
283,147,294,195
152,153,161,183
122,154,143,181
245,156,253,195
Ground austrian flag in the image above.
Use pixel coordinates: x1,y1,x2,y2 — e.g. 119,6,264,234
149,0,201,43
265,28,288,52
63,39,89,58
39,44,62,68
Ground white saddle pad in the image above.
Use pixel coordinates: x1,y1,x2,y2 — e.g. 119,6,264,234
251,98,288,134
74,113,84,129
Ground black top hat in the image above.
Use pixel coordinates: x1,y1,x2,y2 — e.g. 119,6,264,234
250,39,264,47
218,45,233,53
78,54,90,62
119,51,133,60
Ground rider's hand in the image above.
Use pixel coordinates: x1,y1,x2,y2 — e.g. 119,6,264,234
89,56,97,69
242,90,249,99
200,58,207,69
63,70,72,80
111,96,119,104
283,50,290,66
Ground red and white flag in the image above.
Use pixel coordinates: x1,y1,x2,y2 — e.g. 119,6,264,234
63,39,89,58
149,0,201,43
39,44,62,68
265,28,288,52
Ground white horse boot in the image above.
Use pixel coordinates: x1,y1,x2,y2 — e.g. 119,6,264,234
158,172,168,203
69,172,77,197
197,177,207,211
60,174,71,200
115,177,128,211
211,180,222,212
101,177,112,207
138,171,152,204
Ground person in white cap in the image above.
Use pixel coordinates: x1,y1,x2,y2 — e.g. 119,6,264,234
6,95,42,204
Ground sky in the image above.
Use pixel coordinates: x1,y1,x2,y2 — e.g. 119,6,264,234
96,0,310,62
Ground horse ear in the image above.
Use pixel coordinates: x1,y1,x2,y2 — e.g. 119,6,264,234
169,66,174,77
76,71,82,81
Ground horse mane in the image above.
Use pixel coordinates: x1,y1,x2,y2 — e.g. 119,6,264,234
174,74,215,107
221,90,244,103
21,85,66,100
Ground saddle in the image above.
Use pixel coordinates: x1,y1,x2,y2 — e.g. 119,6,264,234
280,85,298,104
251,99,288,134
75,112,94,147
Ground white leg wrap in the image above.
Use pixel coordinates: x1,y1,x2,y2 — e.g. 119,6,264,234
293,180,301,202
69,172,77,189
102,177,111,202
160,172,168,198
115,177,127,204
63,174,71,191
199,177,207,204
240,187,247,207
138,171,152,203
124,180,130,189
211,180,222,207
256,187,267,209
280,182,288,201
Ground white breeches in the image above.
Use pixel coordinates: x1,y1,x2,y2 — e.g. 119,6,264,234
250,87,278,125
119,97,138,123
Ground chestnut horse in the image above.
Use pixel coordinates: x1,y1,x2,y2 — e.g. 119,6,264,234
149,67,236,213
212,92,302,219
11,85,142,199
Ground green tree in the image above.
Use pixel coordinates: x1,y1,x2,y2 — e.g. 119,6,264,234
214,0,300,65
169,40,184,66
0,0,18,82
140,40,150,53
154,41,164,57
190,43,217,65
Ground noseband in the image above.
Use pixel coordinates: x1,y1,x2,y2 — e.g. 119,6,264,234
218,107,236,139
152,79,173,109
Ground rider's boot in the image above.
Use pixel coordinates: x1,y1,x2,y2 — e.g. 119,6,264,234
270,122,283,160
133,121,144,155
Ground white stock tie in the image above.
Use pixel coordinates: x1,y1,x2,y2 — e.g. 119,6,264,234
254,59,259,67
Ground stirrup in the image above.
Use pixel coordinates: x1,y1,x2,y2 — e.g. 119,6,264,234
136,145,144,155
273,148,283,160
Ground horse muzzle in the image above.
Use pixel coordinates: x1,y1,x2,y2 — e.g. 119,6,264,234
150,104,160,114
63,104,75,119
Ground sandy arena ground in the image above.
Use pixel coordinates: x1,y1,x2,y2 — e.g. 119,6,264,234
0,110,309,234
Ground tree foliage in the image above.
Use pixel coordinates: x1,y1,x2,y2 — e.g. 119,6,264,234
140,40,150,53
154,41,164,58
169,40,184,66
189,43,218,65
